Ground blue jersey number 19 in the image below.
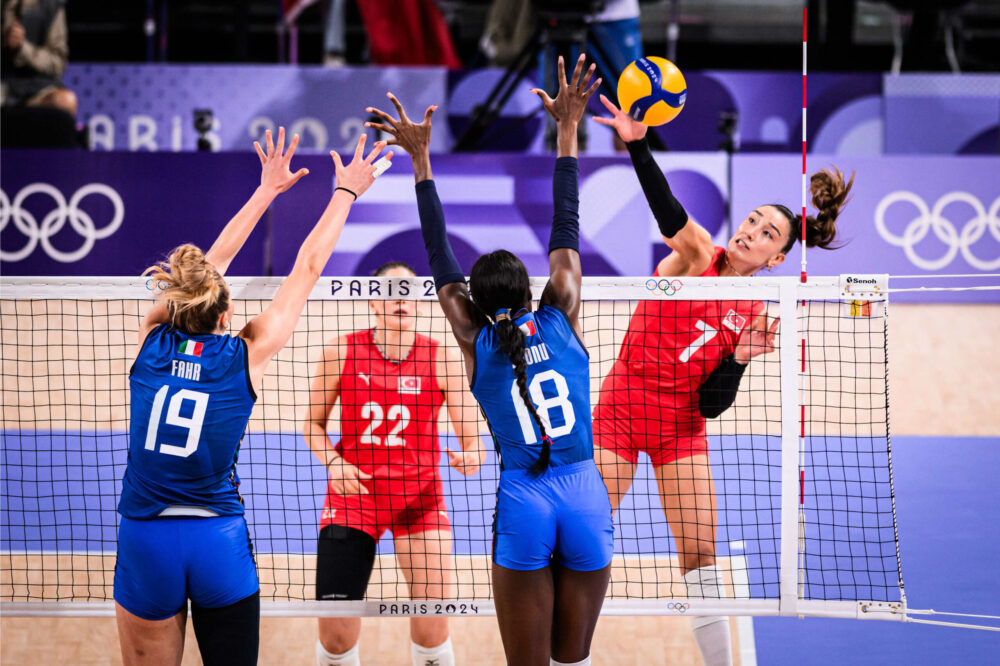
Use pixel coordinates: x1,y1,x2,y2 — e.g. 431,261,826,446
144,385,209,458
509,369,576,444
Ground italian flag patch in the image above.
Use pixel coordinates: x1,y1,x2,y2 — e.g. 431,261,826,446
178,340,203,357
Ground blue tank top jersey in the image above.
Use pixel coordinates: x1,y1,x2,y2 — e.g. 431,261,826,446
119,323,257,519
471,306,592,470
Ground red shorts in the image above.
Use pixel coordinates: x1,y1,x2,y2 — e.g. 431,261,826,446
319,474,451,541
593,363,708,467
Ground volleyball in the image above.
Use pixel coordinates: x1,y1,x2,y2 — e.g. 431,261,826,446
616,56,687,126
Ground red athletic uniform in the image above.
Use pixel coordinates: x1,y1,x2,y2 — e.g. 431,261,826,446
319,329,450,540
593,247,763,466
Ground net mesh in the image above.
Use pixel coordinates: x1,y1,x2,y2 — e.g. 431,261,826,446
0,277,902,614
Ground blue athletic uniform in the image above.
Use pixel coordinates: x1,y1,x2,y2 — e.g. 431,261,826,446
471,306,613,572
115,323,259,620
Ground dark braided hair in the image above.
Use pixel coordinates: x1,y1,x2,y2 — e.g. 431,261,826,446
469,250,551,476
773,166,855,254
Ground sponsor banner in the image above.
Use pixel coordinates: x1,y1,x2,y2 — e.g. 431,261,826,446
731,154,1000,302
3,149,995,301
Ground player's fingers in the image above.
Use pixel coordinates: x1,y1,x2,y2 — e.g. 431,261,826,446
366,106,398,125
386,92,409,122
557,54,567,89
330,150,344,170
287,168,309,188
769,316,781,334
357,468,373,479
423,104,438,125
599,93,621,115
365,140,387,164
570,55,587,88
529,88,554,106
276,126,285,156
585,77,603,99
578,63,595,91
352,133,367,162
253,141,266,164
593,116,615,127
364,121,395,135
285,133,300,160
265,128,274,156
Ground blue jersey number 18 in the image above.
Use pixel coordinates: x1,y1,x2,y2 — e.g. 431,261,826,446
509,369,576,444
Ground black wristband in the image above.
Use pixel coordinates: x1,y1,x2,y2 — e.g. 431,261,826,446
334,186,357,200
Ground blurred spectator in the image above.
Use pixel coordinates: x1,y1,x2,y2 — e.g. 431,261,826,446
354,0,461,67
1,0,76,117
323,0,346,67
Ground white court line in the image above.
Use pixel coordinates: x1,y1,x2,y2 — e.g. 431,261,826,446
729,543,758,666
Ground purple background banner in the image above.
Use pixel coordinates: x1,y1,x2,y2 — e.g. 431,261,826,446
64,64,999,156
2,150,997,302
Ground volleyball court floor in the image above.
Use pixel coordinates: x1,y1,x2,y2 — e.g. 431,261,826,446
1,434,997,663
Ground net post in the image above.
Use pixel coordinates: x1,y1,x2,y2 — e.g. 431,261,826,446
778,278,802,615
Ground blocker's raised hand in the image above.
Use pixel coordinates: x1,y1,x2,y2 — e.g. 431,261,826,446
330,134,392,200
531,54,601,126
733,313,781,364
255,127,310,193
365,92,437,157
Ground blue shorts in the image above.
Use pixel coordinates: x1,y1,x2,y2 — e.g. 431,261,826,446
493,459,614,572
114,515,259,620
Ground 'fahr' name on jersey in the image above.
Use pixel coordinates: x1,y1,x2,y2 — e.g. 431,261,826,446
171,359,201,381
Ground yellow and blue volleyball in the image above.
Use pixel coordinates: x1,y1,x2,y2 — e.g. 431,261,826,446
616,57,687,126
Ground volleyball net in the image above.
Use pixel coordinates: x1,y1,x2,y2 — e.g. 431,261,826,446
0,274,904,619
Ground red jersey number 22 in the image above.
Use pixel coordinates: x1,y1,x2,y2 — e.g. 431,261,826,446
679,320,718,363
360,402,410,447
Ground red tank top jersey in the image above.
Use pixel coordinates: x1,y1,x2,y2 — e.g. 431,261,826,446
334,329,445,483
615,247,763,410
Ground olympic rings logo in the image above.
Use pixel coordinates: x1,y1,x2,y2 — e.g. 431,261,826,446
645,278,683,296
666,602,690,613
0,183,125,263
874,191,1000,271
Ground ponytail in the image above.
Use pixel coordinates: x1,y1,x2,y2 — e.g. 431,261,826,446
777,166,854,255
494,310,551,476
143,244,230,335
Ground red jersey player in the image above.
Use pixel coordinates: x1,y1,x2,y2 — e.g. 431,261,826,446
594,96,852,666
303,262,484,666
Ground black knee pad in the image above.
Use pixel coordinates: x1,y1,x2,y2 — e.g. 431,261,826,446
316,524,377,601
191,591,260,666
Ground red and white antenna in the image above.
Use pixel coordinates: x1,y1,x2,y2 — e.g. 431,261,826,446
800,6,809,283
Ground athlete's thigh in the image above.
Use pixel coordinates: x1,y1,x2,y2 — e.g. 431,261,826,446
654,454,718,562
550,563,611,664
186,516,260,610
492,563,554,666
116,601,186,666
114,517,187,621
394,528,453,598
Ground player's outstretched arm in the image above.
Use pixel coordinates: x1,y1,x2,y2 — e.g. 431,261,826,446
367,92,484,359
437,345,485,476
241,134,391,388
532,54,600,333
138,127,309,344
595,96,714,278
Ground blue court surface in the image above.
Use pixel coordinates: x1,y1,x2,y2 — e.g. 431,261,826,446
2,433,997,662
752,436,1000,665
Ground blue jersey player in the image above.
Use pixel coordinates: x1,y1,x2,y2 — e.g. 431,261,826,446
114,128,391,666
367,55,611,666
